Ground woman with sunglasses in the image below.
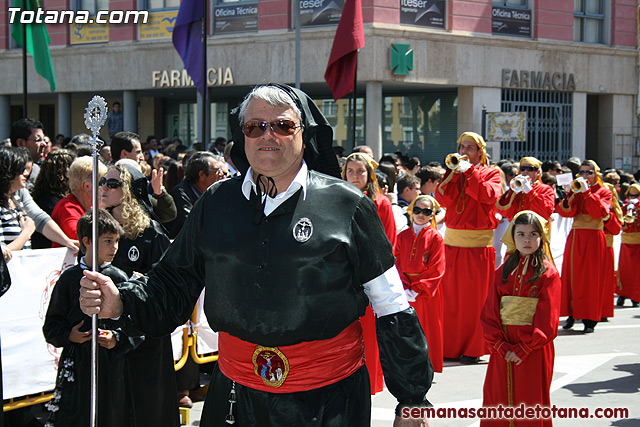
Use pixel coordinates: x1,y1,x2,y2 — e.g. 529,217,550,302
617,183,640,308
100,164,177,427
556,160,612,333
394,195,445,373
496,157,555,222
341,152,397,395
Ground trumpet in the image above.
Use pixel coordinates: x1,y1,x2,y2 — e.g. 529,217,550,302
570,177,589,193
624,203,638,224
445,153,469,170
510,175,529,193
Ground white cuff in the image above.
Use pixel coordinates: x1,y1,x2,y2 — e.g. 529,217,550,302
362,266,410,317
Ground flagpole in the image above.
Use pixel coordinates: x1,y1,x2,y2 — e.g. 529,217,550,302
351,57,357,150
22,0,28,116
202,0,207,147
294,0,301,89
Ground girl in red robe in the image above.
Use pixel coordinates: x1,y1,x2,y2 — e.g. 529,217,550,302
481,211,561,427
342,153,397,394
395,195,445,372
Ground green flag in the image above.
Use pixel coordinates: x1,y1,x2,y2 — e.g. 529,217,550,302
11,0,56,92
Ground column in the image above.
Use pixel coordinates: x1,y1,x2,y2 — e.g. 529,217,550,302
123,90,138,133
197,91,211,148
57,93,71,138
0,96,11,140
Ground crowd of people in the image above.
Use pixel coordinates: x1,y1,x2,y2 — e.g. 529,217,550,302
0,84,639,426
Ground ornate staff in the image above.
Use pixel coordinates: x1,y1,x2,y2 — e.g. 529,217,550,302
84,96,108,427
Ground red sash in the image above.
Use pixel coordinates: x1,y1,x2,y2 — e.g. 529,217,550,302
218,321,365,393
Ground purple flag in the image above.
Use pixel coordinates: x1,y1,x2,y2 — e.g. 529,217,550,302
172,0,205,95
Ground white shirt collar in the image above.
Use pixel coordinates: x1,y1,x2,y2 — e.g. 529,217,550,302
241,162,308,216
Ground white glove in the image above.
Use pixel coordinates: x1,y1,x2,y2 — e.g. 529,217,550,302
521,177,533,194
577,177,589,193
457,160,472,173
405,288,418,302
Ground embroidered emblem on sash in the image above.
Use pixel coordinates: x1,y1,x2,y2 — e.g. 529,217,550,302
293,217,313,243
252,346,289,388
128,246,140,262
529,286,540,298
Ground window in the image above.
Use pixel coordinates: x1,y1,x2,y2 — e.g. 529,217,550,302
574,0,604,43
77,0,109,14
493,0,527,7
322,100,337,118
146,0,180,10
382,92,458,164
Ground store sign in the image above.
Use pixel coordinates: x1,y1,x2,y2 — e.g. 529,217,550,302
214,3,258,34
139,10,178,40
501,69,576,91
70,22,108,44
390,43,413,76
492,6,531,37
152,68,235,88
300,0,343,27
400,0,445,29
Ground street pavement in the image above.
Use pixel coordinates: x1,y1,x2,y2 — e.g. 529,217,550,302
184,301,639,426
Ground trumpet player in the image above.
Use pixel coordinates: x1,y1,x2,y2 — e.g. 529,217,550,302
617,183,640,308
556,160,612,333
601,174,623,320
436,132,502,364
496,157,555,221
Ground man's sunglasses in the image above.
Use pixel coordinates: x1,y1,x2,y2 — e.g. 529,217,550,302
243,120,302,138
578,170,595,176
412,207,433,216
99,177,123,189
520,165,538,172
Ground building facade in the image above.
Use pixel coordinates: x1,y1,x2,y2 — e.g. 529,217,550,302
0,0,638,169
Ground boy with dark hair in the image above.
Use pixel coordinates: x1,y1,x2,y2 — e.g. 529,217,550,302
43,209,135,427
416,165,444,196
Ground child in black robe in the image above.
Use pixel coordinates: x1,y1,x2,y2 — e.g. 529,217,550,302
43,209,136,427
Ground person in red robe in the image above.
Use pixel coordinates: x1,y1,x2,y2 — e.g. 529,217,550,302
436,132,502,364
395,195,445,372
556,160,611,333
601,181,623,319
481,210,561,427
617,183,640,307
496,157,555,221
342,152,397,394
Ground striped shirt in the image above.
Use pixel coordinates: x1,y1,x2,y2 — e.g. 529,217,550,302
0,196,31,250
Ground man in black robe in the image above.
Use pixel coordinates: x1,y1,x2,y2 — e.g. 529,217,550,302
80,84,432,426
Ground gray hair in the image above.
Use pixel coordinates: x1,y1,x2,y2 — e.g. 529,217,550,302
238,85,302,125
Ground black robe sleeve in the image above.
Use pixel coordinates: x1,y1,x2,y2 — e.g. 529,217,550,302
377,308,433,415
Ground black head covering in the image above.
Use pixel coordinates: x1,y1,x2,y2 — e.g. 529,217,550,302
120,163,154,215
229,83,341,179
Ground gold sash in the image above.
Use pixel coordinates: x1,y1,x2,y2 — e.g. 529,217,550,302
444,228,494,248
605,234,614,248
572,214,604,231
621,232,640,245
500,296,538,326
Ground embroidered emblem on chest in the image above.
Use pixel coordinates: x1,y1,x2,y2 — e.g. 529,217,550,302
529,286,540,298
252,346,290,387
293,217,313,243
128,246,140,262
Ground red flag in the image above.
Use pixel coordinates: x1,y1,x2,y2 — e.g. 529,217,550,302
324,0,365,101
